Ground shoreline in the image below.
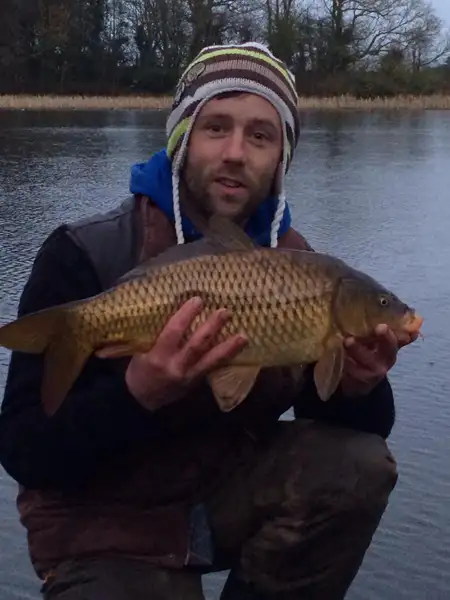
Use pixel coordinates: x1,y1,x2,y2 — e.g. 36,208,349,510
1,93,450,111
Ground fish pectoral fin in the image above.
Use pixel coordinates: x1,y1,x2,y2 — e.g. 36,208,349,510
207,365,261,412
95,338,154,359
313,343,344,402
42,338,92,417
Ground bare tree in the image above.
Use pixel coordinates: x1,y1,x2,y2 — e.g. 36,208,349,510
1,0,449,94
402,2,450,70
265,0,301,67
312,0,429,63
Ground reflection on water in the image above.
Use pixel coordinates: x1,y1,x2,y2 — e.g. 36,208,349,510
0,109,449,599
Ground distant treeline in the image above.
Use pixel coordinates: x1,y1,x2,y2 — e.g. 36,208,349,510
1,0,450,98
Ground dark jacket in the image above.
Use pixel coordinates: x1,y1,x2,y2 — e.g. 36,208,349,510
0,195,395,578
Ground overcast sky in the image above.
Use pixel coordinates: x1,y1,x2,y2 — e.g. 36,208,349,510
433,0,450,27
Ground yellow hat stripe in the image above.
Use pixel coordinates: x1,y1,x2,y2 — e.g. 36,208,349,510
167,117,190,158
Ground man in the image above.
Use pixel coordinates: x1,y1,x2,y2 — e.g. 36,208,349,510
0,42,414,600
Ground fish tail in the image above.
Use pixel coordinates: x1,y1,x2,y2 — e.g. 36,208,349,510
0,307,65,353
0,306,93,416
42,335,92,416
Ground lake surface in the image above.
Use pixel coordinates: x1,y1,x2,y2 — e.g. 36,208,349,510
0,108,449,599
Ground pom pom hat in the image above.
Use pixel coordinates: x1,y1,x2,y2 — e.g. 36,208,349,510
166,42,300,247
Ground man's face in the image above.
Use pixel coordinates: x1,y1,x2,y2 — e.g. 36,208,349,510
182,92,283,223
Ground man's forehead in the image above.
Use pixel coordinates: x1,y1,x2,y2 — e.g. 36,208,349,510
198,93,281,126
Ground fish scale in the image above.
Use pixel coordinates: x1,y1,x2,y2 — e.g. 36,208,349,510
74,249,336,367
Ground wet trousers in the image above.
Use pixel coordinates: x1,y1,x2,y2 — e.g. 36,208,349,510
41,419,398,600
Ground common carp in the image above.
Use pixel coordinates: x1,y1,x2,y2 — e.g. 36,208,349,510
0,212,423,417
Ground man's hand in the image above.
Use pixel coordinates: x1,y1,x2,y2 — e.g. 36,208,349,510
340,323,419,397
125,297,247,411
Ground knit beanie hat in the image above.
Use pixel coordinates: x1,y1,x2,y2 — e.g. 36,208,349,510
166,42,300,248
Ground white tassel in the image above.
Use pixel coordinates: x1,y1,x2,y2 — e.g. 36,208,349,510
270,191,286,248
172,173,185,244
270,121,289,248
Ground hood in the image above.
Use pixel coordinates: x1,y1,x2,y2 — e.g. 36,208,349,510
129,149,292,247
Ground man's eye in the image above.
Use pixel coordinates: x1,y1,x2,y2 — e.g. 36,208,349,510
252,131,271,143
206,124,222,133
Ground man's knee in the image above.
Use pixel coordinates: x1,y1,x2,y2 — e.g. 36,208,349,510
342,425,398,506
262,420,398,514
234,422,398,596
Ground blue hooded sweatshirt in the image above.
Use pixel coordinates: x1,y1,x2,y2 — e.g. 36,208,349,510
129,149,291,247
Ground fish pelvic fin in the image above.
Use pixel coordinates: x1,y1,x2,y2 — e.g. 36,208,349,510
207,365,261,412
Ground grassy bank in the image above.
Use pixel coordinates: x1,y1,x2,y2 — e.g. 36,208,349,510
1,93,450,111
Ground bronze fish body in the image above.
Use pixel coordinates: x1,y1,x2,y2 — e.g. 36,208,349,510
0,213,423,416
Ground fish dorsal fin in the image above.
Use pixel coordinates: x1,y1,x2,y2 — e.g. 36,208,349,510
180,196,256,252
118,205,256,284
118,238,218,283
204,214,256,251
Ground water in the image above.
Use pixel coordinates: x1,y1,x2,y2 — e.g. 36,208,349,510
0,108,449,598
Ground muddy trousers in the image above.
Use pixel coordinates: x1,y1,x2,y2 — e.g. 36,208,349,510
41,420,398,600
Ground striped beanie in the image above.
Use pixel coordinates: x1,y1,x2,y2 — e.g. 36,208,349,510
166,42,300,247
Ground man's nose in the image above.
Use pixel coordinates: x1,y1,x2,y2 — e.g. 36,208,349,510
222,130,246,163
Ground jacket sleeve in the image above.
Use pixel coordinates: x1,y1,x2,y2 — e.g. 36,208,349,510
293,366,396,439
0,227,157,490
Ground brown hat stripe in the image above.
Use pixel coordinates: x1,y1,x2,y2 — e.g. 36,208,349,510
173,98,203,124
189,53,298,102
196,45,294,83
202,57,297,105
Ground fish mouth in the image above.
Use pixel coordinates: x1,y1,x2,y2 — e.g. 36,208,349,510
401,310,424,334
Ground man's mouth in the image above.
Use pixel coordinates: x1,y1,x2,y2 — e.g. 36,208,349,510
215,177,245,189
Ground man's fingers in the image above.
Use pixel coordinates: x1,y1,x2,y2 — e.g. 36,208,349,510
190,334,248,379
373,326,398,366
178,308,232,369
374,324,398,347
344,326,398,369
157,297,204,350
344,341,377,368
374,323,418,350
344,355,386,381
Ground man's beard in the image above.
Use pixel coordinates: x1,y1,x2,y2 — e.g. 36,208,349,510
180,168,273,224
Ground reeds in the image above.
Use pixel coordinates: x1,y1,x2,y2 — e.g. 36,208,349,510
1,93,450,111
298,94,450,110
0,94,173,111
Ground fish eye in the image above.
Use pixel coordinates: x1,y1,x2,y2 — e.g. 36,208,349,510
379,295,389,307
